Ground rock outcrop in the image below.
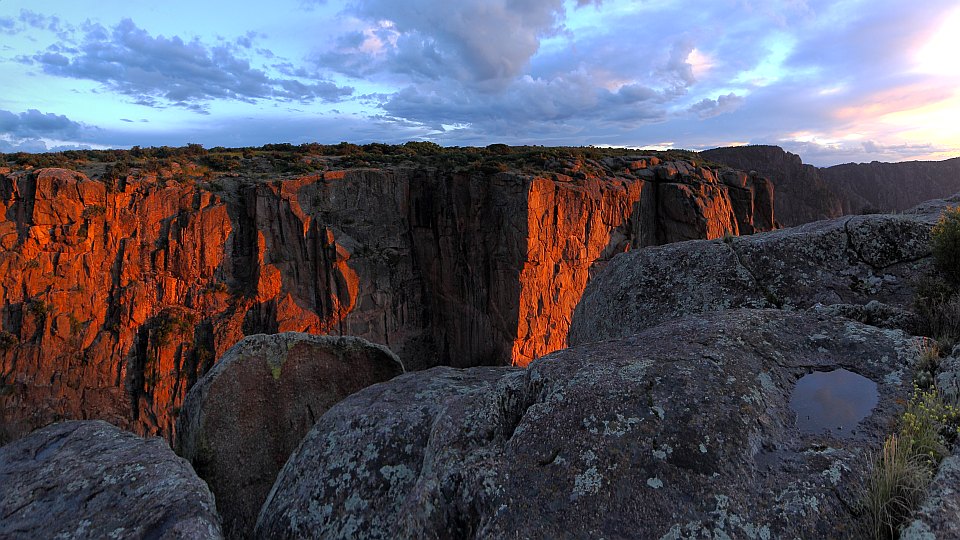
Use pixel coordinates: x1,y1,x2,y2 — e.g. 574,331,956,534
568,195,955,346
901,453,960,539
0,152,775,439
702,145,960,226
0,420,222,539
256,309,916,539
176,332,403,538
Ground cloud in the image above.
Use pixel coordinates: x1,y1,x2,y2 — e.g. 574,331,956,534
689,93,745,119
0,108,99,154
24,18,353,111
0,109,86,139
319,0,599,88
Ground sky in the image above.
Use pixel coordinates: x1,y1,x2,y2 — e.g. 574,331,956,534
0,0,958,166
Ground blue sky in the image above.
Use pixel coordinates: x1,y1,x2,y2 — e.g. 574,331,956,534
1,0,958,165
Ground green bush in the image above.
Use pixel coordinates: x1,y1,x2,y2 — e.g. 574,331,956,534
931,207,960,284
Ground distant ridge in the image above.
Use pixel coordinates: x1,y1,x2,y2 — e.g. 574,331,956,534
701,145,960,226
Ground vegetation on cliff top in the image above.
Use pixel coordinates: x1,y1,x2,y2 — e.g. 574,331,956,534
0,142,721,185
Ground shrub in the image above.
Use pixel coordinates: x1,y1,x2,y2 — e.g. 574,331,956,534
913,275,960,349
81,205,105,219
901,384,960,466
931,206,960,284
27,300,49,320
0,330,18,351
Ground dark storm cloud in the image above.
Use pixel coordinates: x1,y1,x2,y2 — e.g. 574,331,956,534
25,19,354,111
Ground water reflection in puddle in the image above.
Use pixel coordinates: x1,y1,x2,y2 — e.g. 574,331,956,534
789,368,879,436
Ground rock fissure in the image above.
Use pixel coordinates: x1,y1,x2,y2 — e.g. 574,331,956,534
842,217,883,272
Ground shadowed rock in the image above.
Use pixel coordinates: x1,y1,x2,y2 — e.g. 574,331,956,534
176,332,403,538
569,196,958,347
255,309,916,539
0,420,222,539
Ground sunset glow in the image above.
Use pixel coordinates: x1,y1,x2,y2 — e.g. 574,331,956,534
0,0,957,165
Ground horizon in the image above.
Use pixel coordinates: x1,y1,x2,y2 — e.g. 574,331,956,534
2,1,959,167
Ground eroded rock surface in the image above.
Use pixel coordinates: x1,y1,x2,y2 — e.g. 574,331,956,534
569,196,957,347
176,332,403,538
0,157,774,439
256,309,916,539
0,420,222,539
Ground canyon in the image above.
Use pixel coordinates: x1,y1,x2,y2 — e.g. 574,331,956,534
0,146,775,440
702,145,960,227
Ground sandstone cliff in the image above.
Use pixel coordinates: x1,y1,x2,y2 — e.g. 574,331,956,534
702,145,960,227
0,146,775,439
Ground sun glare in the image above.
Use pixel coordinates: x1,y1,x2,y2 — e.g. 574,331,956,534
916,8,960,77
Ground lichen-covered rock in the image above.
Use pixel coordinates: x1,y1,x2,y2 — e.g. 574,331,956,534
256,309,917,539
569,197,959,347
935,346,960,405
900,453,960,539
0,420,222,539
176,332,403,538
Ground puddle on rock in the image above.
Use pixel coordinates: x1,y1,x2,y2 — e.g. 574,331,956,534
789,368,879,436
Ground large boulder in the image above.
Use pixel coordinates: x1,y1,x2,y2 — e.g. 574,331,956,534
256,309,917,539
569,197,957,346
0,420,222,539
176,332,404,538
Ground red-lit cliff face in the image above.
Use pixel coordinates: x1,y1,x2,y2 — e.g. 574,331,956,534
0,157,774,440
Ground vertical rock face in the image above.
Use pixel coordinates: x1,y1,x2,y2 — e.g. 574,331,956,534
702,145,960,226
0,420,222,539
701,145,844,227
820,157,960,215
176,333,403,538
0,156,774,439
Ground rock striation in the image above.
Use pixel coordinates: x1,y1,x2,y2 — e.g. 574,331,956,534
0,153,775,439
175,332,403,538
702,145,960,226
0,420,222,539
568,195,956,346
256,309,916,539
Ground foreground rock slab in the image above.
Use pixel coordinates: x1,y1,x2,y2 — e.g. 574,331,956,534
176,332,403,538
569,197,957,346
256,309,916,539
0,420,222,539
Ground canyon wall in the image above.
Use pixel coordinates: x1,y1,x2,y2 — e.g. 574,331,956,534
702,145,960,226
0,156,774,439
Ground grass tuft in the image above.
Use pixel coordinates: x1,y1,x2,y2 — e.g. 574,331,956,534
862,434,931,539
